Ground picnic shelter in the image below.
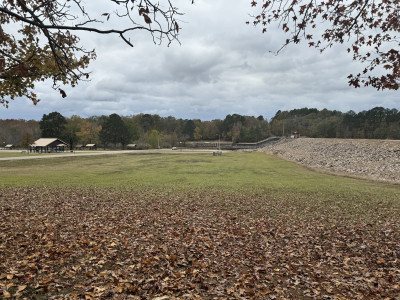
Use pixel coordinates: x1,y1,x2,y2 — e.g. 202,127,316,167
30,138,69,153
85,144,96,150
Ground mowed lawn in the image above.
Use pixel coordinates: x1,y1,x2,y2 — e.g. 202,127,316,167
0,152,399,299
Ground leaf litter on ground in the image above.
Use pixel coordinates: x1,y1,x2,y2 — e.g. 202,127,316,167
0,187,399,299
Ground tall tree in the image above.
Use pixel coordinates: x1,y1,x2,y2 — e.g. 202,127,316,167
76,119,102,145
194,126,203,141
20,132,34,149
250,0,400,90
39,112,67,138
182,119,196,140
148,129,160,149
0,0,182,107
123,118,140,142
139,114,154,132
99,113,130,148
63,115,82,149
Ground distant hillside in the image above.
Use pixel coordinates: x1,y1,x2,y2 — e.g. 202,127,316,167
270,107,400,139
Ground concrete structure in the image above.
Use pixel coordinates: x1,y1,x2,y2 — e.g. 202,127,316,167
232,137,282,150
185,137,282,150
30,138,68,153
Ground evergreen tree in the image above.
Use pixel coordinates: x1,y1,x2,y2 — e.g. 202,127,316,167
39,112,67,138
99,114,131,149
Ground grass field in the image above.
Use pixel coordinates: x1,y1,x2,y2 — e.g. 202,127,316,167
0,152,399,299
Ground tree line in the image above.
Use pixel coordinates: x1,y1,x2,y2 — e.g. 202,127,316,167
1,107,399,149
0,112,270,149
270,107,400,139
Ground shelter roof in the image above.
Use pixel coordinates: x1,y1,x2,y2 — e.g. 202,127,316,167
4,144,13,148
86,144,96,147
32,138,68,147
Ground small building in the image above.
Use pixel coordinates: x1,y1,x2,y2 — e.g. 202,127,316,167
30,138,68,153
4,144,14,150
75,144,84,150
85,144,96,150
127,144,137,150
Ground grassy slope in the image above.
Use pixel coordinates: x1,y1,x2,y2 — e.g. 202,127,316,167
0,151,397,188
1,151,399,222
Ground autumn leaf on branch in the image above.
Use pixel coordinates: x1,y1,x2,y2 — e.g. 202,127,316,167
0,0,184,107
249,0,400,90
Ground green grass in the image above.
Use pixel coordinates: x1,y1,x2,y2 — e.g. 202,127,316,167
0,151,29,158
0,151,398,205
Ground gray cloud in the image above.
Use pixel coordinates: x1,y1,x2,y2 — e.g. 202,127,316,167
1,1,398,121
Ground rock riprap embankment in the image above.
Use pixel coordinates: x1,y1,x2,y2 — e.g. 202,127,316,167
259,138,400,183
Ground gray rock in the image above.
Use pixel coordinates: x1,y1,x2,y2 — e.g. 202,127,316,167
259,138,400,183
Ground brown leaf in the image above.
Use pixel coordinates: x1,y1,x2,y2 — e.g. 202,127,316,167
17,285,27,292
59,88,67,98
91,245,100,251
84,292,95,300
139,7,149,15
377,258,385,264
86,271,94,278
143,14,152,24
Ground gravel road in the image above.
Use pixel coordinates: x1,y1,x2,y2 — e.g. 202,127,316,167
0,149,217,161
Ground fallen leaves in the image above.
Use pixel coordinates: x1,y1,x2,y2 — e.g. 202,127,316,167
0,187,399,299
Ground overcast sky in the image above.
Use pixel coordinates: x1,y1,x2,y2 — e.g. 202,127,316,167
1,1,398,121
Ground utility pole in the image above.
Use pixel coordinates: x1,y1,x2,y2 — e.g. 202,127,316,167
215,134,221,153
